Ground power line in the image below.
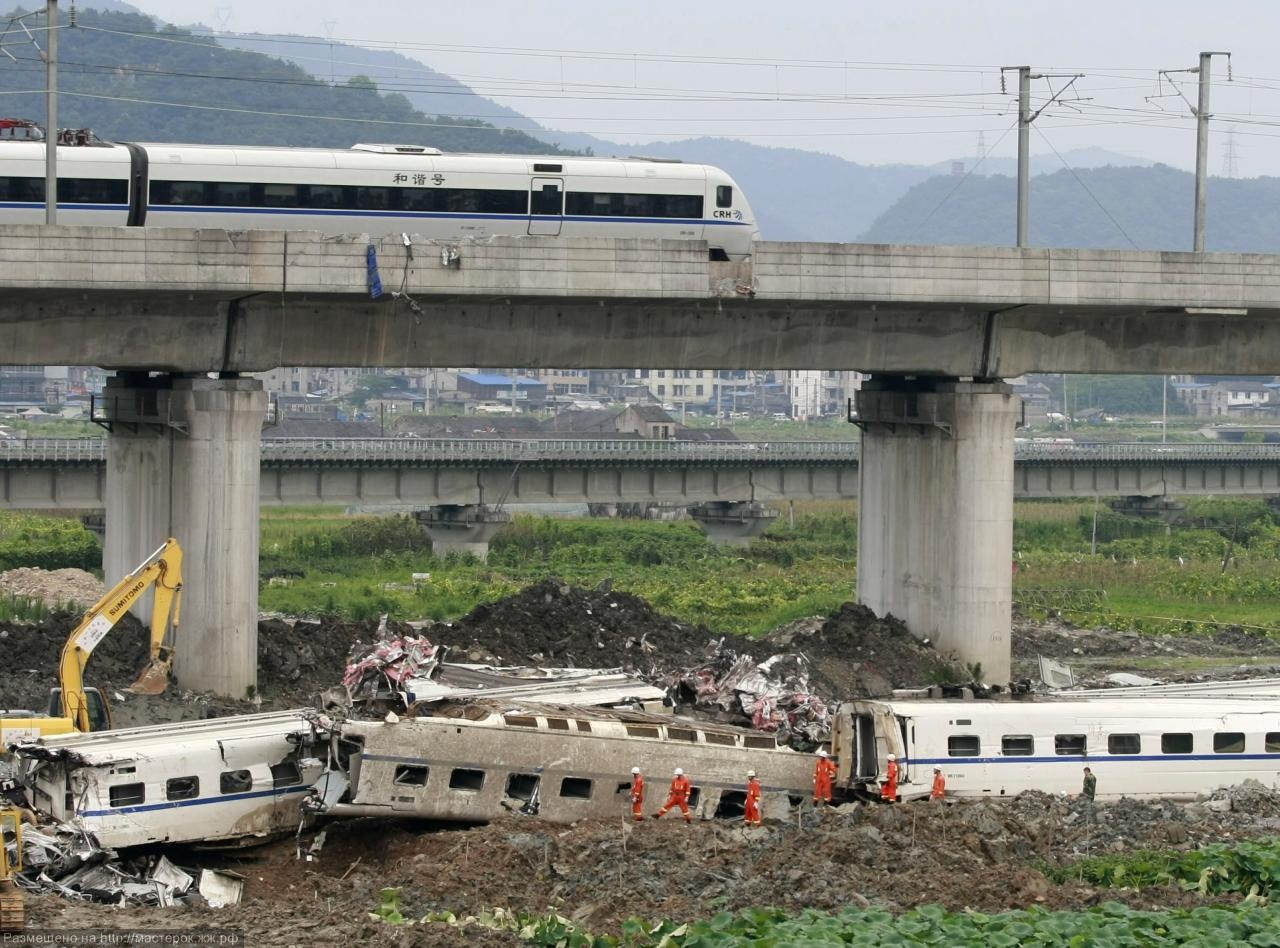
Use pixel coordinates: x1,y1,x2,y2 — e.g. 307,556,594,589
1034,125,1140,249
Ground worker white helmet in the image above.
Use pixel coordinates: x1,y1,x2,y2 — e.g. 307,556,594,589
631,767,641,775
887,753,897,760
674,768,684,776
817,748,828,757
747,770,756,777
933,766,941,772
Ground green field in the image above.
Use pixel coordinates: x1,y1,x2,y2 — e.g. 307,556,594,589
5,496,1280,638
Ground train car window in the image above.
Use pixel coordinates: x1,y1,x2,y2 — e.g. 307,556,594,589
948,735,980,756
547,718,571,731
1001,735,1034,756
716,185,733,208
393,765,429,787
261,184,300,208
59,178,129,204
505,774,540,801
219,769,253,793
1054,734,1087,756
108,783,145,807
306,184,350,209
574,721,592,732
165,776,199,801
504,715,537,727
1267,733,1280,753
271,761,303,788
356,187,393,211
0,176,44,201
449,768,486,791
704,732,737,746
667,727,698,742
151,180,208,206
1108,734,1141,755
212,181,254,207
1161,733,1194,754
566,191,703,218
744,735,776,750
1214,732,1246,754
531,182,563,215
559,777,593,799
625,725,661,739
534,163,563,173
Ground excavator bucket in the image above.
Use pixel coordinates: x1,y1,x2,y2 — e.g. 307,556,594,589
127,648,173,696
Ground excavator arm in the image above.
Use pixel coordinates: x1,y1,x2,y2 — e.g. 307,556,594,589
57,538,183,732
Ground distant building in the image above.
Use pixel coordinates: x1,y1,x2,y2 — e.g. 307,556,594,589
456,373,547,411
1175,380,1278,417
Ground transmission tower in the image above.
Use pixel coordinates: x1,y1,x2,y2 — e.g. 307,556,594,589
1222,125,1239,178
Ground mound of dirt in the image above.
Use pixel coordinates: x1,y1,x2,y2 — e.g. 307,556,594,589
428,579,714,673
0,567,104,607
767,601,966,695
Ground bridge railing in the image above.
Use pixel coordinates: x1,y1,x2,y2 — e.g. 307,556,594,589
5,437,1280,464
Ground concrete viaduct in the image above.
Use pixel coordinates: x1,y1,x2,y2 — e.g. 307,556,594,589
5,224,1280,695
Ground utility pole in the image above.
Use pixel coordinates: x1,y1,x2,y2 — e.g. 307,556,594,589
1016,66,1030,248
1193,52,1230,252
1002,66,1084,249
1160,52,1230,252
44,0,56,224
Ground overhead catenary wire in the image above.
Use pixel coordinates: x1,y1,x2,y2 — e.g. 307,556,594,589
1033,125,1140,250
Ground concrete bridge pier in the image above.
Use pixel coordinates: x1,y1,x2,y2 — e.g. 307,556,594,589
103,374,266,698
415,505,512,560
855,377,1019,684
688,501,778,546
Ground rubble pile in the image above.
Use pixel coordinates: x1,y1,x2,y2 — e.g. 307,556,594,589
663,640,830,746
0,568,104,609
8,829,242,908
430,579,714,672
767,601,967,695
28,786,1272,943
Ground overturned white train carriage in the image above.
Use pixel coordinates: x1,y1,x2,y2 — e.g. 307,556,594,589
310,701,818,823
835,694,1280,801
14,710,319,849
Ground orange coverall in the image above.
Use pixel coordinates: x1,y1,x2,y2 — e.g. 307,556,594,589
656,774,693,822
881,758,899,802
813,757,837,804
930,770,946,800
630,773,645,821
744,777,763,826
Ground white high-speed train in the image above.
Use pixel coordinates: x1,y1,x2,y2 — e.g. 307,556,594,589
0,128,759,259
834,692,1280,801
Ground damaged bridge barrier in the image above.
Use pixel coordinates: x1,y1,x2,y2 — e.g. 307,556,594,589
855,377,1018,684
104,373,266,697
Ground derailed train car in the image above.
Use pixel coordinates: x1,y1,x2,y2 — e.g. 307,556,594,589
14,711,320,849
308,700,819,823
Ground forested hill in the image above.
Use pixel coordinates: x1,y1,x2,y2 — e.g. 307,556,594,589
859,164,1280,252
0,7,569,153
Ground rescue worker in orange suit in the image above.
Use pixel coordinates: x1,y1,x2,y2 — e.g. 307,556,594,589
813,748,837,807
881,752,899,803
930,766,946,801
744,770,763,827
629,766,645,822
655,767,693,823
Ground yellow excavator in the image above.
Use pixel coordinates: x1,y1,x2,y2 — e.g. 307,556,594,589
0,538,183,744
0,808,23,932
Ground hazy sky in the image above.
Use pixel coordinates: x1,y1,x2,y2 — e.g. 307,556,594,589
128,1,1280,173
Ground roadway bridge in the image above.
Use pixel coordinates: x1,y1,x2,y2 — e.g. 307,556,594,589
7,226,1280,694
7,438,1280,510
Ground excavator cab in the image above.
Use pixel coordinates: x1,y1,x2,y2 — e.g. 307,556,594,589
46,688,112,733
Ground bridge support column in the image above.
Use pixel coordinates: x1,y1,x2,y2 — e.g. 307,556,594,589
856,378,1018,684
104,374,266,698
688,501,778,546
415,505,511,560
